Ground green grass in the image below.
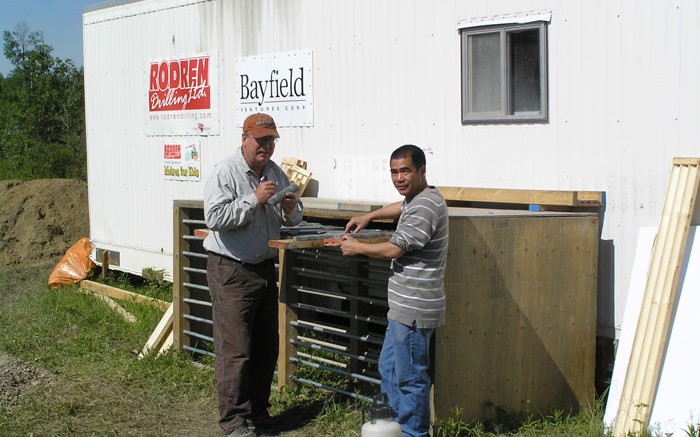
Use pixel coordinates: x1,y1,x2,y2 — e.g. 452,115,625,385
432,402,610,437
0,263,677,437
0,264,359,436
0,264,218,436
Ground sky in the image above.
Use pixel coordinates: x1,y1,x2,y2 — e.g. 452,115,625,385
0,0,97,76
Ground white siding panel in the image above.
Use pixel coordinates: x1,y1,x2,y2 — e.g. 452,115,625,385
85,0,220,278
84,0,700,335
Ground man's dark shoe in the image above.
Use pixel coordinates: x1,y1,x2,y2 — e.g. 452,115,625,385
251,412,278,429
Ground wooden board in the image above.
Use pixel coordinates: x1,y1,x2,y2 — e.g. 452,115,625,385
435,212,599,420
158,330,174,354
612,158,700,436
79,289,136,323
139,303,174,358
80,280,170,310
277,247,296,388
437,186,604,208
172,201,209,353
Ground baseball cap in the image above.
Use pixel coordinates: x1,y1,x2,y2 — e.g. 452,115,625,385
243,113,279,139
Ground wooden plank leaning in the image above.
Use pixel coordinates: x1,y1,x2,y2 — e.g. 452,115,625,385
612,157,700,436
77,290,136,324
80,279,170,310
138,303,174,358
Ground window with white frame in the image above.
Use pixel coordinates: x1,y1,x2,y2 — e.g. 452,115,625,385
459,11,550,124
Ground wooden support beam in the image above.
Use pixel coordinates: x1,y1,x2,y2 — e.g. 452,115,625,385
613,158,700,436
79,288,136,323
277,248,296,389
80,280,170,310
101,250,110,280
158,330,174,354
436,186,605,208
139,303,174,358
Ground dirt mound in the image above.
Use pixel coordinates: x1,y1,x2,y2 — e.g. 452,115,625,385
0,179,89,267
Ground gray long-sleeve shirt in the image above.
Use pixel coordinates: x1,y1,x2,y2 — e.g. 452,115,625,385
203,147,303,263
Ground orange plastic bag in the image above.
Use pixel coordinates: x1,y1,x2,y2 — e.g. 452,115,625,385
48,237,96,288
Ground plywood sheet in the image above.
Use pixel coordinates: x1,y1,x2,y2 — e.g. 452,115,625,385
435,213,598,420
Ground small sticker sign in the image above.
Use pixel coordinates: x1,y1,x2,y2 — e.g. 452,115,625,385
163,141,201,181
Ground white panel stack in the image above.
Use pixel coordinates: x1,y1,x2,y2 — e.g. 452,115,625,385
611,158,700,436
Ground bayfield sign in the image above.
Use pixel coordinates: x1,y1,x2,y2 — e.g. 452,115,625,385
235,49,313,128
146,53,220,136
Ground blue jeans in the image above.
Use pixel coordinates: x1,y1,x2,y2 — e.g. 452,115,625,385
379,319,434,437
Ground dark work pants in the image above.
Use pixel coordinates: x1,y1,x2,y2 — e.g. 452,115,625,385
207,254,279,434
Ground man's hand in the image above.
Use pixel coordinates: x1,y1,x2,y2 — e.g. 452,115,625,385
344,214,371,233
255,180,278,204
340,235,361,256
281,192,298,215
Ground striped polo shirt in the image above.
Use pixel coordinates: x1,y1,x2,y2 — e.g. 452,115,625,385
388,187,449,328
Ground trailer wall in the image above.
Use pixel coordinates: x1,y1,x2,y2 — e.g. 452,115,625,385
83,0,700,338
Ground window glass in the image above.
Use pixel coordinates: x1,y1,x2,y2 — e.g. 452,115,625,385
470,32,501,113
460,22,547,123
510,29,540,113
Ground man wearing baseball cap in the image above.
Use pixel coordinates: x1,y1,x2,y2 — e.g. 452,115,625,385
203,113,303,437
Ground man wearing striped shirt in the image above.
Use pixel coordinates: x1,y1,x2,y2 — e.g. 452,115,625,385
340,144,449,437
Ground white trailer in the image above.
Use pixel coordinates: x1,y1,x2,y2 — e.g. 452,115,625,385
83,0,700,341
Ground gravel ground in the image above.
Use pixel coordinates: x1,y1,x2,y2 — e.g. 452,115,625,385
0,351,53,411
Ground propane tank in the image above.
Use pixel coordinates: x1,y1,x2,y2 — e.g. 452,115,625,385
361,394,402,437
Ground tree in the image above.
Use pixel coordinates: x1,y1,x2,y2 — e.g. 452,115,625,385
0,23,86,180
